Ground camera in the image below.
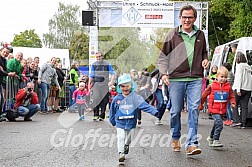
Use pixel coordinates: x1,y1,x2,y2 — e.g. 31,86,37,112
27,88,32,92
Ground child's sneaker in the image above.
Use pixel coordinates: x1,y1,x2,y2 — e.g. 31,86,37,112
124,145,129,154
79,115,85,121
119,152,125,162
212,140,223,147
155,119,163,125
206,136,214,146
93,116,99,121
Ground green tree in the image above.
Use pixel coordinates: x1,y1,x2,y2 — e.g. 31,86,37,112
69,31,89,64
211,0,252,39
43,2,84,49
10,29,42,48
98,27,152,73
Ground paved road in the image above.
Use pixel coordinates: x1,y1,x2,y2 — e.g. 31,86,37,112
1,110,252,167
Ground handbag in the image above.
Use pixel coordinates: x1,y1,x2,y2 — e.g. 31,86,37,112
6,109,19,122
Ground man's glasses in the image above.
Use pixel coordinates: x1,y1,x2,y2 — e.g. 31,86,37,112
181,16,195,20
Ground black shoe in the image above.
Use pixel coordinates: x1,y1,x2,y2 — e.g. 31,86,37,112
9,119,16,122
56,109,63,113
24,117,32,121
124,145,129,154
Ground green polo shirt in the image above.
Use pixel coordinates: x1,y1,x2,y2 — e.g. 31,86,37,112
170,25,202,82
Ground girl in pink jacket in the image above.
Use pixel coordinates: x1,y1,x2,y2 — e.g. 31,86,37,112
72,82,88,120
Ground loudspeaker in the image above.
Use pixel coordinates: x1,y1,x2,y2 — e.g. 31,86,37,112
82,11,94,26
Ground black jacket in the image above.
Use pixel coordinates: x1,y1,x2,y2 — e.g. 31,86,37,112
0,55,8,84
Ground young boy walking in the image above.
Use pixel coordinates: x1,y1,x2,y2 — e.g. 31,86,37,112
199,66,236,147
109,74,158,163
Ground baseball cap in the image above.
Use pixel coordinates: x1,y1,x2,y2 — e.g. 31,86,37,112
118,74,132,85
116,74,137,93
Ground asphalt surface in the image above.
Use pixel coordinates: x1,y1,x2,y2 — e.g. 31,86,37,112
1,110,252,167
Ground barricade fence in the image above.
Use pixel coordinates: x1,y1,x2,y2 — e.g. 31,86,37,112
5,76,19,110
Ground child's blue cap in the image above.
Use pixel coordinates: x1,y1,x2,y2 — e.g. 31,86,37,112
118,74,132,85
116,74,137,93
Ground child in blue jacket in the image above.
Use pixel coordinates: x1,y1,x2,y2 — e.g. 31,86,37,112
109,74,158,163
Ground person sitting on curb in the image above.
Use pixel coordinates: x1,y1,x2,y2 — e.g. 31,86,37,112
14,82,40,121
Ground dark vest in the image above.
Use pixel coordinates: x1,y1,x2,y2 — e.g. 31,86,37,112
92,60,109,86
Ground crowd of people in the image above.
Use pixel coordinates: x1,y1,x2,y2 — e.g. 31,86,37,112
0,47,67,121
0,4,252,164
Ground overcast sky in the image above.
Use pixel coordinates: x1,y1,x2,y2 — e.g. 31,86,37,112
0,0,88,44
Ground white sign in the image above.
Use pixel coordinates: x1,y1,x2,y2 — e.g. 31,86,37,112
122,1,174,28
89,26,98,66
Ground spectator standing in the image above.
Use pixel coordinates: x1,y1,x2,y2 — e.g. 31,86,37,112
223,62,235,125
54,63,65,112
68,61,79,111
207,65,218,85
4,52,24,86
231,52,252,128
0,47,15,121
38,57,61,114
158,5,209,155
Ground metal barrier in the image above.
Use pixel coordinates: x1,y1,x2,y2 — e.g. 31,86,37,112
5,76,19,110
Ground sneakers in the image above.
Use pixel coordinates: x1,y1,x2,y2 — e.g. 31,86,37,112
230,123,241,127
185,146,201,155
124,145,129,154
93,116,99,121
155,119,163,125
79,115,85,121
24,117,32,121
224,120,233,126
99,117,104,121
207,136,214,146
0,116,6,122
171,140,181,152
119,152,125,162
137,120,142,125
240,126,246,129
41,111,48,115
211,140,223,147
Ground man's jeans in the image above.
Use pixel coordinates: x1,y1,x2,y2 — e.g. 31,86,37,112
18,104,40,118
40,82,50,111
156,88,166,120
226,102,233,120
69,85,76,110
210,114,223,140
0,85,3,115
169,79,202,149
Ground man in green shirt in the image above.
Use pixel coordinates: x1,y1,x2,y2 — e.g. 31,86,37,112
158,5,209,156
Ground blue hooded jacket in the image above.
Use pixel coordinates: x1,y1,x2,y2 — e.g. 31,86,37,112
109,92,158,129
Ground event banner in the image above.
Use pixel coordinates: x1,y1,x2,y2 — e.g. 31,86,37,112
122,1,174,28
